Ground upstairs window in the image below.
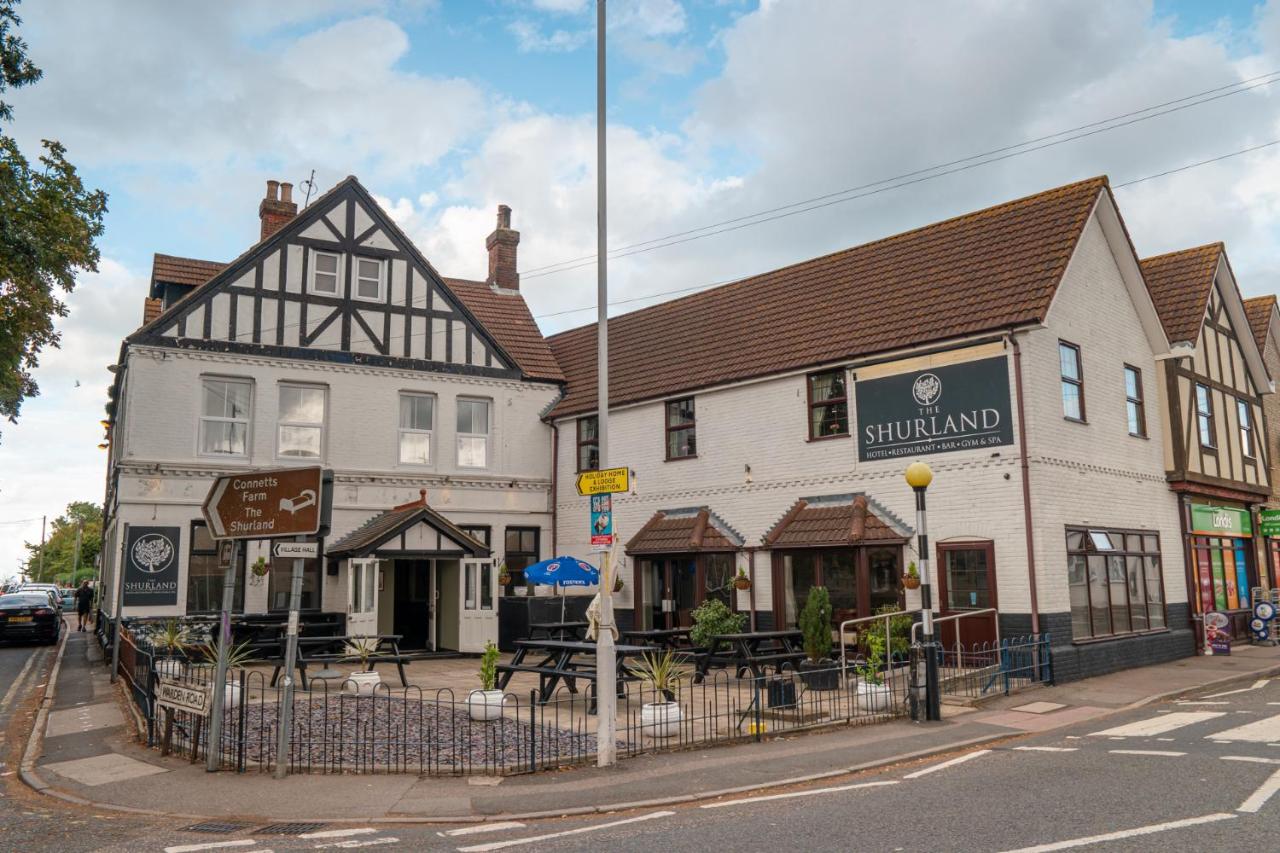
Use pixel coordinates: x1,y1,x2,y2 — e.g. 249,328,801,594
1238,399,1255,458
666,397,697,460
1124,365,1146,438
577,415,600,471
354,257,384,301
310,251,340,295
277,384,325,459
1059,341,1085,421
398,393,434,464
457,398,490,468
808,369,849,439
199,378,252,457
1196,384,1215,449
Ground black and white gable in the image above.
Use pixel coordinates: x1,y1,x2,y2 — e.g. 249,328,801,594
133,177,518,377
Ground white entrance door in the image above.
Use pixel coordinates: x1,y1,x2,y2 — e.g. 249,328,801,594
347,558,379,638
458,558,498,652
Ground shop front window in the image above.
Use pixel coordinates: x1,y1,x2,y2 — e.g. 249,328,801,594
1066,527,1164,640
779,547,900,627
1190,536,1252,613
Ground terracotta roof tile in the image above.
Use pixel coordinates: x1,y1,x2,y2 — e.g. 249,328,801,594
444,278,564,381
151,253,227,288
1139,244,1222,346
625,508,742,553
764,495,909,548
1244,295,1276,354
547,176,1109,418
327,502,488,558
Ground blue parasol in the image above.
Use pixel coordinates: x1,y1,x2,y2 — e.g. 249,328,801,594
522,556,600,621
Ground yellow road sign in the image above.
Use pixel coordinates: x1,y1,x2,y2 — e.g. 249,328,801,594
576,466,629,496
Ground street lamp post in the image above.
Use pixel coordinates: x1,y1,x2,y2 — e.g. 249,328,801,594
905,461,941,722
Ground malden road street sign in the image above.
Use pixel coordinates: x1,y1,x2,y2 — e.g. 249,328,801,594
203,466,323,539
156,677,210,716
576,466,629,496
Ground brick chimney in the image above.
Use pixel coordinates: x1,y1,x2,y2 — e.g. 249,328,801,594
259,179,298,242
485,204,520,291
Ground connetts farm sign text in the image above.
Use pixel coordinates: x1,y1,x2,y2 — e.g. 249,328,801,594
856,355,1014,462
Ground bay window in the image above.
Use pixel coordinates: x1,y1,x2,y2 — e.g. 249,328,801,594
1066,527,1165,640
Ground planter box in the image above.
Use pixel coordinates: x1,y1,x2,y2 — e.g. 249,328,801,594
799,660,839,691
641,701,682,738
346,671,382,697
467,689,505,721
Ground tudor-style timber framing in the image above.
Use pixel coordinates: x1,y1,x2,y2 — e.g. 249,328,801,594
130,177,523,381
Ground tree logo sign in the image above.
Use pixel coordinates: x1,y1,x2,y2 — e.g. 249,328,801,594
123,526,180,606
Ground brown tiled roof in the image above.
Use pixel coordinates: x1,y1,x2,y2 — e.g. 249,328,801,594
445,278,563,381
1139,243,1222,346
151,253,227,288
142,298,163,326
546,176,1110,418
625,508,742,554
327,501,488,558
1244,295,1276,354
764,495,909,548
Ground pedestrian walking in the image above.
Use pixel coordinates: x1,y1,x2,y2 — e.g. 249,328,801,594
75,580,93,632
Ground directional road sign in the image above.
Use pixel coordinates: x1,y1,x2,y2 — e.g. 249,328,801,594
576,466,629,496
202,467,323,539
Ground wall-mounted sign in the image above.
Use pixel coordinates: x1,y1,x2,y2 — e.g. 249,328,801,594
1190,505,1252,538
590,494,614,547
123,526,180,607
855,355,1014,462
1259,508,1280,537
156,677,210,716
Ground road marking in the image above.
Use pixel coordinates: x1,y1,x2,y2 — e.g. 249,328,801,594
700,780,898,808
0,649,41,716
298,829,377,839
903,749,992,779
1221,756,1280,765
443,823,527,837
164,842,259,853
313,840,398,850
1109,749,1186,757
1239,767,1280,813
1177,701,1230,705
1204,679,1270,699
1013,746,1078,752
457,811,674,852
998,812,1237,852
1206,713,1280,743
1090,711,1225,737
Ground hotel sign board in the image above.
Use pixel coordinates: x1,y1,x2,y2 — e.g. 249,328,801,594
202,466,323,540
855,355,1014,462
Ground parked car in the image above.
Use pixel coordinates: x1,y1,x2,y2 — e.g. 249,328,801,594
19,584,62,609
0,592,63,644
60,589,76,610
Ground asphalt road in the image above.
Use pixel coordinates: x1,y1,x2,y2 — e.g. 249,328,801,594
98,674,1280,852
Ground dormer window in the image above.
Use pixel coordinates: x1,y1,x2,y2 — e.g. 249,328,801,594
310,250,340,295
354,257,385,302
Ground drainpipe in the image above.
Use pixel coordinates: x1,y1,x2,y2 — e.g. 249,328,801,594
550,422,559,556
1009,332,1041,635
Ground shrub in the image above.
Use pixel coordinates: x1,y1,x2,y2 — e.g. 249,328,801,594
799,586,832,662
479,640,500,691
689,598,746,648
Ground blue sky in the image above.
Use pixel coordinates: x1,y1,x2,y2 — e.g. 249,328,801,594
3,0,1280,577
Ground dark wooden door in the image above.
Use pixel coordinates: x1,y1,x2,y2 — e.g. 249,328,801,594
936,543,998,650
393,560,432,650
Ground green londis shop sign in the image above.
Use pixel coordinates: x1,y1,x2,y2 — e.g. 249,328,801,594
1259,509,1280,537
1190,505,1252,538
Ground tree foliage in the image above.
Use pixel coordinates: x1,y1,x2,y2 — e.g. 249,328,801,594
24,500,101,584
0,1,107,437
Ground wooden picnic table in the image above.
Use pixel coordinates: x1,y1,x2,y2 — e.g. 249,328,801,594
693,629,805,681
528,620,589,641
496,639,656,709
622,627,692,650
269,634,409,690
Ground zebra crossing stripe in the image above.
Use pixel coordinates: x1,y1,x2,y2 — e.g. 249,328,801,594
1206,713,1280,743
1090,712,1225,737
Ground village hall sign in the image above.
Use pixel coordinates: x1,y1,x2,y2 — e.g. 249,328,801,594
855,355,1014,461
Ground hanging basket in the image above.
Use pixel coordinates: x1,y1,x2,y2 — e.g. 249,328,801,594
734,574,753,591
902,575,921,590
613,575,624,593
251,558,269,578
498,573,512,587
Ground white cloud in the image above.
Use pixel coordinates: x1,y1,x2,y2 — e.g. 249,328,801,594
529,0,591,13
508,19,593,53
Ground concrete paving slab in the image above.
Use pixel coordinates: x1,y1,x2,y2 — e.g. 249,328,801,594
1010,701,1066,714
45,702,123,737
969,705,1109,732
42,753,169,786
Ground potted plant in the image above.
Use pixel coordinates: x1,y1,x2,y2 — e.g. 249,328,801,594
467,640,505,721
689,598,746,650
497,561,512,587
194,638,256,706
798,586,838,690
902,561,921,590
342,637,383,696
152,618,190,678
632,650,685,738
733,569,752,591
856,624,893,711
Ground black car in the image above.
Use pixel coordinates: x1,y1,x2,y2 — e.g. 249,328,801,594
0,593,63,644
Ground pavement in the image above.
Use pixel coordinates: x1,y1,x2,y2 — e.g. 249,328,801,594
19,628,1280,828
